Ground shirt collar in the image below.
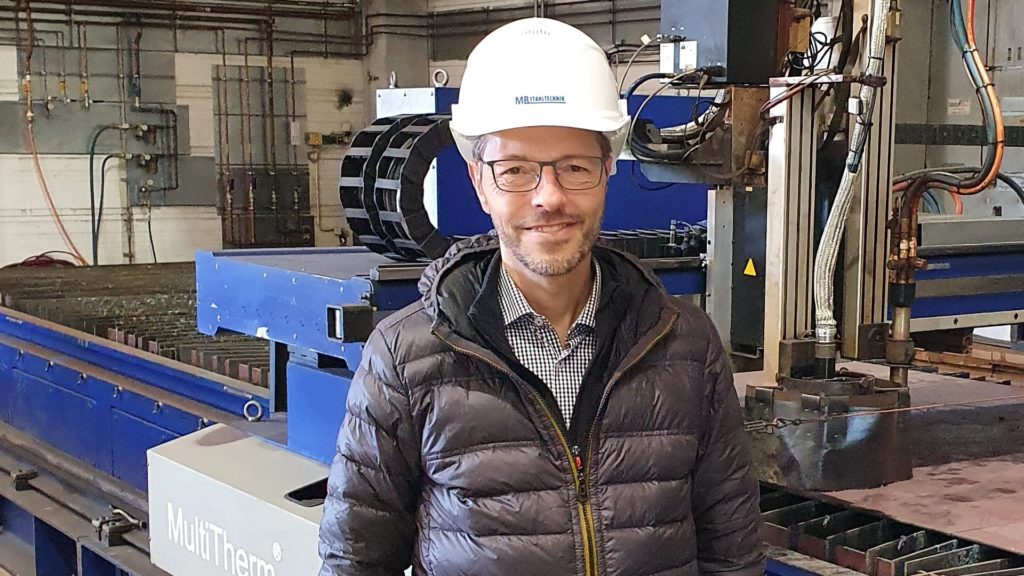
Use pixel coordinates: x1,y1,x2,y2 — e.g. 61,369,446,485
498,260,602,329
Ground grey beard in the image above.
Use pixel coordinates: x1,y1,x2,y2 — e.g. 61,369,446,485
495,219,600,277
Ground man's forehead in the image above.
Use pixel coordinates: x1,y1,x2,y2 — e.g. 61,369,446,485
479,127,604,158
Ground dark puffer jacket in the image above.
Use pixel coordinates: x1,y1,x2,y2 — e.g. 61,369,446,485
319,235,763,576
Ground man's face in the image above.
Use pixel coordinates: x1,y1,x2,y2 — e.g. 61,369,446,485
468,126,611,277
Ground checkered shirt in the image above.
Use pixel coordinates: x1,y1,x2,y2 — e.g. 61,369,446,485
498,262,601,423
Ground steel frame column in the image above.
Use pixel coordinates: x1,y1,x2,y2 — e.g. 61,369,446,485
842,45,900,360
764,85,820,378
706,186,735,352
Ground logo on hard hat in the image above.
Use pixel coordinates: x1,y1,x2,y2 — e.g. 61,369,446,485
514,95,566,105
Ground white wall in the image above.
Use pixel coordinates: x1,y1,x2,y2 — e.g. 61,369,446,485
303,57,369,247
130,205,223,264
0,154,222,266
0,155,109,266
0,46,18,101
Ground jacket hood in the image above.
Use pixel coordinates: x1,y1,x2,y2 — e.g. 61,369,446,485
417,233,501,321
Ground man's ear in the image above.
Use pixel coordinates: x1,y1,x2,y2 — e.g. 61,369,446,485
468,162,492,215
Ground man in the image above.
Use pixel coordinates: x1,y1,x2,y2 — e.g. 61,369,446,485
319,17,763,576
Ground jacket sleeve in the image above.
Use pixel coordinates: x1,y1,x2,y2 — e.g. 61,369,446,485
318,327,420,576
691,321,765,576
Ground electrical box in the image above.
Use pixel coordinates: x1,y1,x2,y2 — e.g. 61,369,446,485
661,0,780,84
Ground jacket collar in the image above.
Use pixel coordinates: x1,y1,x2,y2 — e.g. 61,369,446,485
419,233,674,345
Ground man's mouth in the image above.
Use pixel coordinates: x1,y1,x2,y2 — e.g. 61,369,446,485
522,221,578,233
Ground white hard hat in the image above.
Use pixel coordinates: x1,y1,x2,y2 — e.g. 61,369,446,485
450,17,630,174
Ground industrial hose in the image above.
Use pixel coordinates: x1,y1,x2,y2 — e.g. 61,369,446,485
811,0,891,377
88,124,130,265
661,89,728,141
894,166,1024,207
95,154,126,244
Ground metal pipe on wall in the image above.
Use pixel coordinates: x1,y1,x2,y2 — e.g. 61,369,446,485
2,27,67,105
286,51,302,233
217,29,235,245
77,23,89,108
128,23,179,195
264,21,279,220
241,38,255,245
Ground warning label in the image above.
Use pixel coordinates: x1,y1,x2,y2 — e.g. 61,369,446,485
743,259,757,277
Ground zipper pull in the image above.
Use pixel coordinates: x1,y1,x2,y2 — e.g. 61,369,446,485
572,445,583,471
572,445,589,503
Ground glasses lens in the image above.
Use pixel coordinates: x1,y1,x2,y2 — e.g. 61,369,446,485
491,160,541,192
555,157,604,190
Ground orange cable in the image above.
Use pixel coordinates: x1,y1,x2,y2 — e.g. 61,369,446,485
25,123,88,265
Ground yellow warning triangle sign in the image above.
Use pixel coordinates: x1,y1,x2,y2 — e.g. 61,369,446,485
743,259,757,277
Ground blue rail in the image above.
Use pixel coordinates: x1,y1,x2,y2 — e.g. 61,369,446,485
0,308,268,492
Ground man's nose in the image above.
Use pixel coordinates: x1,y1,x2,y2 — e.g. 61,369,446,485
531,166,568,211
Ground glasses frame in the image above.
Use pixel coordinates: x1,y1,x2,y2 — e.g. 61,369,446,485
479,156,607,193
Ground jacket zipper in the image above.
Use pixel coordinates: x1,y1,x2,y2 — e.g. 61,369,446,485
434,312,676,576
433,329,597,576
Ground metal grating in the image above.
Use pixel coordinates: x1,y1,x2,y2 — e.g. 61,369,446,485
0,264,269,387
760,485,1024,576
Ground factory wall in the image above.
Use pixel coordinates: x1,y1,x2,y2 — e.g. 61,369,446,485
173,53,368,249
0,16,368,267
894,0,1024,217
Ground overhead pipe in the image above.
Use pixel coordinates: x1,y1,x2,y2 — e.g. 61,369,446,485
0,10,362,40
0,11,415,59
4,0,357,21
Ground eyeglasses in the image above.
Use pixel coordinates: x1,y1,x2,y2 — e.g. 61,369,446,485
480,156,606,193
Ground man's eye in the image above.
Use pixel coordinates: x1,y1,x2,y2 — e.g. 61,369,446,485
496,162,535,176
